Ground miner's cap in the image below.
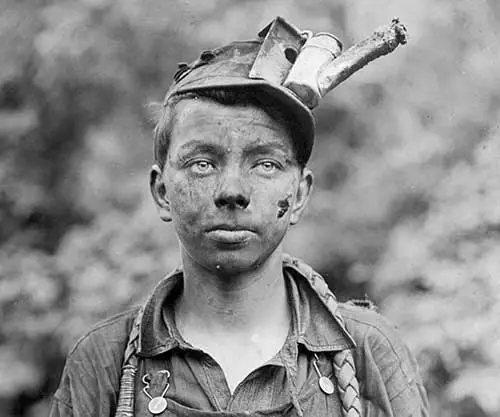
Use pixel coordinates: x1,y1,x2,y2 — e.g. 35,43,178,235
164,17,320,166
163,16,408,165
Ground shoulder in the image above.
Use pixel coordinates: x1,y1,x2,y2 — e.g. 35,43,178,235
339,300,406,351
339,300,403,347
338,300,416,378
338,301,429,415
67,306,140,361
52,307,140,412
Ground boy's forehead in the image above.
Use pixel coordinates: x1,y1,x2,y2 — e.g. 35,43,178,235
174,98,278,127
170,98,294,152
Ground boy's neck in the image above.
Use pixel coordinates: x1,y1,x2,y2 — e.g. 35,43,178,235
175,250,290,336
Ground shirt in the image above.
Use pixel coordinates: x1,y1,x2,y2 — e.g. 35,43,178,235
49,257,429,416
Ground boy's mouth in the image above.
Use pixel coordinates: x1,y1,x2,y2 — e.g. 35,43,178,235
206,225,255,244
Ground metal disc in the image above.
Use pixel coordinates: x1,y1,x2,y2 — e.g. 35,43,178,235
148,397,168,414
319,376,335,395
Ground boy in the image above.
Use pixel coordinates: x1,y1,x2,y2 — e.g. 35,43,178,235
50,17,428,417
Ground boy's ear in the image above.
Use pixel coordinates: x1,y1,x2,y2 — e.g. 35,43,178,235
150,164,172,223
290,168,313,226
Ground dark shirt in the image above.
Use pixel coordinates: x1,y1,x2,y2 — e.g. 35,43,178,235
49,258,429,416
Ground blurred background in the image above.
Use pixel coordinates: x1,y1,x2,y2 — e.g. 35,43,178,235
0,0,499,416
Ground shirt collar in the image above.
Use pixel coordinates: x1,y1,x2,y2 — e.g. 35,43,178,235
137,255,354,357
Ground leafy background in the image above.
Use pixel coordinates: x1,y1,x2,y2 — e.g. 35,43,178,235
0,0,499,416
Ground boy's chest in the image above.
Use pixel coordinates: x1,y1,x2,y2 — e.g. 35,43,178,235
183,335,290,393
132,350,351,417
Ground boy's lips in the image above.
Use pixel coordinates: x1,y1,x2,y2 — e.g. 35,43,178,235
207,224,255,231
206,225,255,243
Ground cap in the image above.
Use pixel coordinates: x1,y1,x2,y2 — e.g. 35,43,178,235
163,16,408,165
164,17,316,165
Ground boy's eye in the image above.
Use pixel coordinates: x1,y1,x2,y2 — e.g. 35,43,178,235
190,160,215,175
256,160,280,174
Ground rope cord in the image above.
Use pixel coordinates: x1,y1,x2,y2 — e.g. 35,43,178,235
114,307,143,417
284,255,362,417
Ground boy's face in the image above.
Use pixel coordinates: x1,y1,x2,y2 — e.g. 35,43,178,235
151,98,313,275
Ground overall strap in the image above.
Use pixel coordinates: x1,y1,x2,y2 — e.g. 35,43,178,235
283,255,362,417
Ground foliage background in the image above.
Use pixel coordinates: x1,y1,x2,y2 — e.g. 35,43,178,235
0,0,498,416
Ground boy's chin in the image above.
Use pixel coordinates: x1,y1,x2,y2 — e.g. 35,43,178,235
202,250,277,277
207,256,261,276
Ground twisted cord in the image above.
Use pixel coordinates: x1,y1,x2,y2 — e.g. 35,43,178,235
115,363,138,417
329,298,362,417
333,347,362,416
114,306,144,417
284,255,362,417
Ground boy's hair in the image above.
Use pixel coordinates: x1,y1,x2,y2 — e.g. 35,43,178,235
152,87,308,170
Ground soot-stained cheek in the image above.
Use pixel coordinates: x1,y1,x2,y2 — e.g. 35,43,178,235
171,181,209,227
277,195,292,219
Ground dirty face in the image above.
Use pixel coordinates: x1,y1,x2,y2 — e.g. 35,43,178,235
151,98,313,275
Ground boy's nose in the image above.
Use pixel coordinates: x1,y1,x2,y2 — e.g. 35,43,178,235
215,192,250,209
214,171,250,210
